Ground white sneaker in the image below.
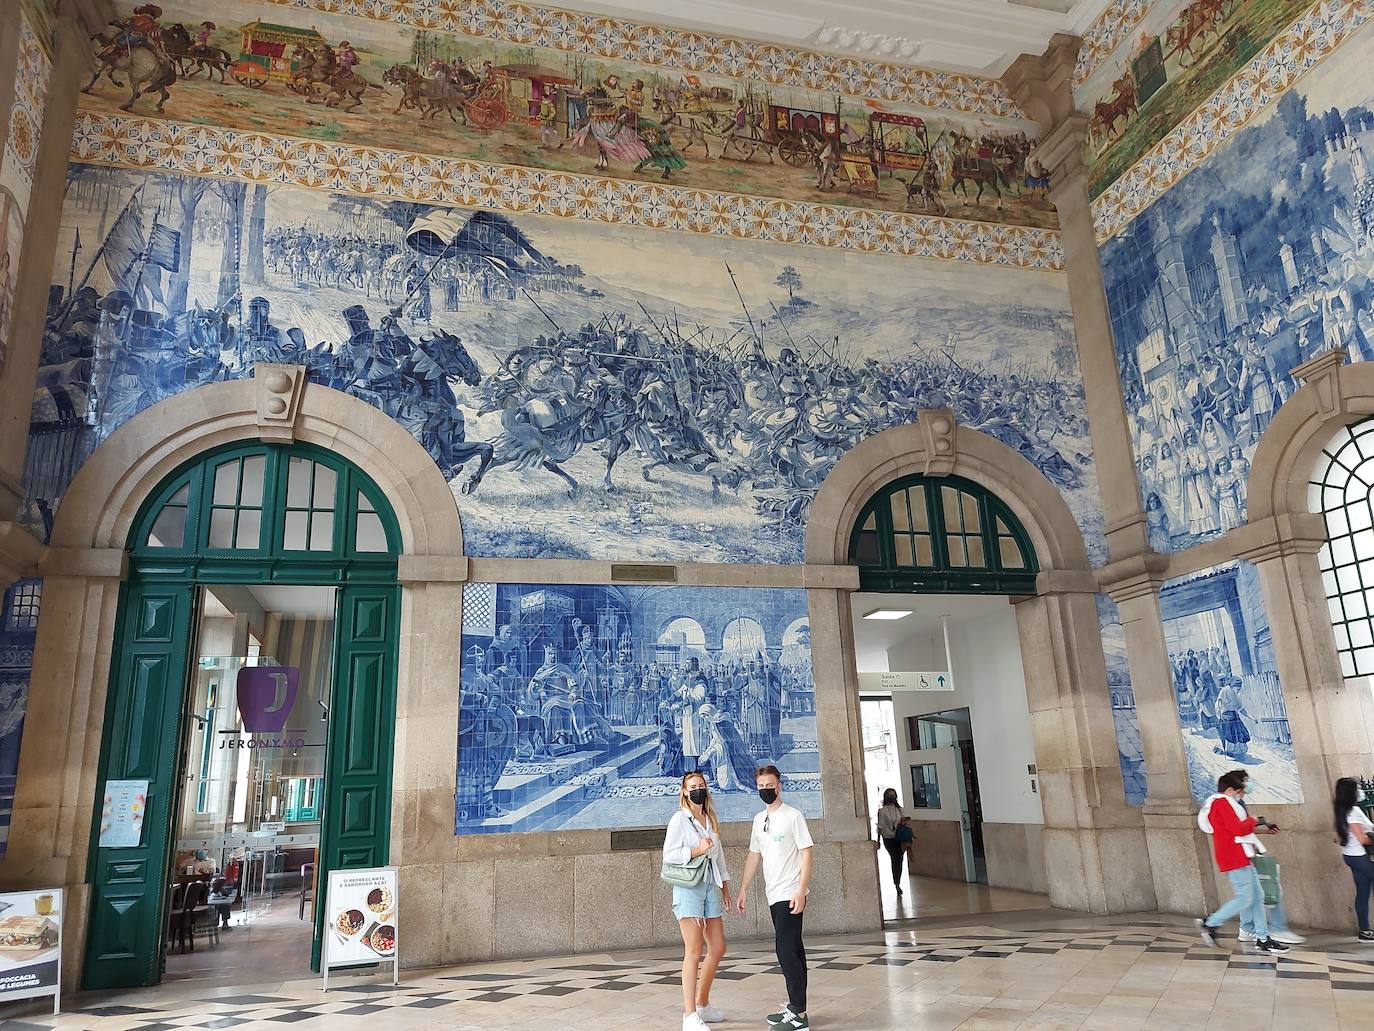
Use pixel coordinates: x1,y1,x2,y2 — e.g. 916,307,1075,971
697,1003,726,1023
1238,930,1257,943
683,1013,711,1031
1270,930,1306,945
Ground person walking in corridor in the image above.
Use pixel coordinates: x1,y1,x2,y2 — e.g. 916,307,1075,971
876,788,907,896
736,765,812,1030
663,771,732,1030
1196,769,1290,954
1333,776,1374,943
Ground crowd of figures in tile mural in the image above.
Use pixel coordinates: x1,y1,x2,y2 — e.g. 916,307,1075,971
23,165,1099,564
1101,20,1374,555
75,0,1054,228
1160,560,1300,806
456,583,817,832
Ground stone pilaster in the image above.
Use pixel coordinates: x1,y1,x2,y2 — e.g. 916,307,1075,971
1100,554,1219,916
0,1,110,521
1004,36,1149,559
1013,580,1155,914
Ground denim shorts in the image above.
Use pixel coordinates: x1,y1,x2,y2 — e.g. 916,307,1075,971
672,879,723,921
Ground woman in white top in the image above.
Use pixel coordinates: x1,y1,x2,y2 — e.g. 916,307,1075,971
663,771,732,1030
1334,777,1374,943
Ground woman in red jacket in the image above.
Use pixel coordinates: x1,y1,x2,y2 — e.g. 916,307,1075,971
1196,770,1290,954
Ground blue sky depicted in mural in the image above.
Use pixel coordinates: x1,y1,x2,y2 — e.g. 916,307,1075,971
1100,22,1374,554
1160,559,1301,806
456,582,816,833
1096,593,1146,807
29,166,1100,564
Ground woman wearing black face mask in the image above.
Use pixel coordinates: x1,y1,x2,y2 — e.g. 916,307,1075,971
663,772,732,1030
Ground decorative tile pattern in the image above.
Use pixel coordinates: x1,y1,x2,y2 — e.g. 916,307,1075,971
456,582,817,833
1092,0,1374,242
0,11,52,213
68,112,1066,269
257,0,1022,118
1075,0,1157,88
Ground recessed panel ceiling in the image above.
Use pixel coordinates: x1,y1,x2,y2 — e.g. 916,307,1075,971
551,1,1115,76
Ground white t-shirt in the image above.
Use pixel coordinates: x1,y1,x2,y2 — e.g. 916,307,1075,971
1342,807,1374,858
750,802,814,905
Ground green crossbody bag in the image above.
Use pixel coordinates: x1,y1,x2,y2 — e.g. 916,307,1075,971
660,853,709,888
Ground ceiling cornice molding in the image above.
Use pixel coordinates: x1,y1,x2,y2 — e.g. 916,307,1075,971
249,0,1029,119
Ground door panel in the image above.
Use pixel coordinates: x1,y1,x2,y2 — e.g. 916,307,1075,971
313,583,399,969
84,581,194,989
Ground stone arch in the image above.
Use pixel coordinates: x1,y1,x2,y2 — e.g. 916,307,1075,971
805,412,1092,574
51,367,463,557
1247,353,1374,525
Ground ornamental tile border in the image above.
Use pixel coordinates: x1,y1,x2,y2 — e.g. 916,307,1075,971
1090,0,1369,243
68,111,1065,270
2,14,53,203
260,0,1024,120
1074,0,1154,88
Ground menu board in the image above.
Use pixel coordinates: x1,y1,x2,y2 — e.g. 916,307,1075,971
0,888,63,1014
99,780,148,848
322,868,398,989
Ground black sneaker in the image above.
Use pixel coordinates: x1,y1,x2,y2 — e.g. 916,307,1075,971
1358,930,1374,944
1257,938,1290,954
1196,918,1219,949
769,1013,809,1030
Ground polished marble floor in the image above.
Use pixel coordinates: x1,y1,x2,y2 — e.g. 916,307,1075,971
6,903,1374,1031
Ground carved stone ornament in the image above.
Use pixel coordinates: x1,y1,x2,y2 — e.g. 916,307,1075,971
254,363,307,442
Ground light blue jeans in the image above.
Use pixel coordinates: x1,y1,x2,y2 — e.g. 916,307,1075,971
1242,899,1289,937
1206,865,1268,939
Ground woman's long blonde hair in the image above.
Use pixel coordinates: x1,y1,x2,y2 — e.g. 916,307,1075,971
680,771,720,834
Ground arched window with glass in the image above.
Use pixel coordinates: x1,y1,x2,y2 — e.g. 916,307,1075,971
1311,417,1374,677
848,474,1038,593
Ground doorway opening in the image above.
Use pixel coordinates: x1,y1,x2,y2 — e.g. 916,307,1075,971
84,443,401,991
166,584,337,987
848,473,1050,923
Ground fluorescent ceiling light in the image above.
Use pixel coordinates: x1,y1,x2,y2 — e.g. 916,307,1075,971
863,609,913,620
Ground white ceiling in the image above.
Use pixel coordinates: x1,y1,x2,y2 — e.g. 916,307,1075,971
851,591,1013,672
553,0,1113,76
203,584,337,618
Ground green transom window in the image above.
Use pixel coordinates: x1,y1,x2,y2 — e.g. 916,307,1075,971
849,474,1038,594
131,443,399,573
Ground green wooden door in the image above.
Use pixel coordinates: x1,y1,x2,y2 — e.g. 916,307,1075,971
311,583,400,968
83,579,195,990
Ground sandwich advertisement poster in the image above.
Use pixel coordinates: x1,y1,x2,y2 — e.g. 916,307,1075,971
0,888,62,1008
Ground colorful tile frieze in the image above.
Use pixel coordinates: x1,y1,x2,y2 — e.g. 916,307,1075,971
69,113,1065,270
254,0,1022,118
1091,0,1373,242
2,11,52,210
1079,0,1318,202
1075,0,1157,89
75,1,1057,233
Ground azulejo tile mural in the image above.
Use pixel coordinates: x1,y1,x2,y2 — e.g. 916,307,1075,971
1078,0,1315,200
1075,0,1158,89
30,165,1098,563
1101,14,1374,553
74,1,1056,230
1091,0,1374,241
1161,560,1300,805
455,582,817,833
1097,594,1147,807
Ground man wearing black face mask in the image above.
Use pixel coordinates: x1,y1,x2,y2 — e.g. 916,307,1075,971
735,765,813,1030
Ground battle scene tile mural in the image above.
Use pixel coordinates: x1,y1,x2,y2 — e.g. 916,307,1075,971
1160,560,1301,806
28,165,1098,563
75,0,1056,230
1101,15,1374,553
455,583,817,834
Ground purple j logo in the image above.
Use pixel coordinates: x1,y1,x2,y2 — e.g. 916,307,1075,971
236,666,299,734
